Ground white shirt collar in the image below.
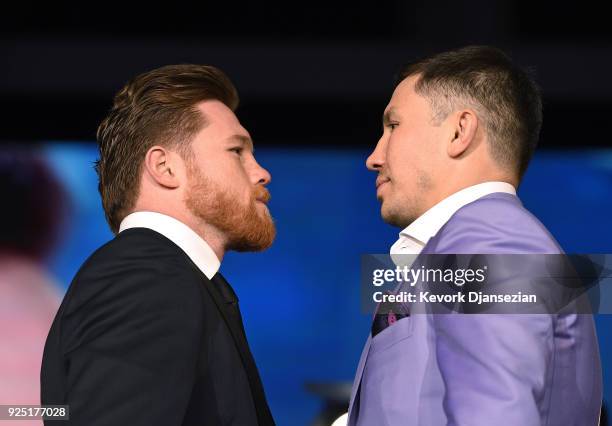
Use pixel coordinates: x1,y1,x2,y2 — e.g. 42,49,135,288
118,211,221,279
391,181,516,255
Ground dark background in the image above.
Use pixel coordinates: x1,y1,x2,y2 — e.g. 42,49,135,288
1,0,611,149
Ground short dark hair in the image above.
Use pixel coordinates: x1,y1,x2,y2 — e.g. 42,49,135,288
95,64,239,234
398,45,542,179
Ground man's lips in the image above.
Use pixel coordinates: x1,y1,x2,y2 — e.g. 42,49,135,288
254,187,271,204
376,178,390,189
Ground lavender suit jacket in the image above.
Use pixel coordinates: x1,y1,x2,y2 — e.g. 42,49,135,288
348,192,602,426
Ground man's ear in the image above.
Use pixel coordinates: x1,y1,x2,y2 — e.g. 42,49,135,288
143,146,180,189
447,109,479,158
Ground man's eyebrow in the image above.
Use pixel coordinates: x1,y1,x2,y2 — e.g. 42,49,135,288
382,108,398,126
227,134,254,151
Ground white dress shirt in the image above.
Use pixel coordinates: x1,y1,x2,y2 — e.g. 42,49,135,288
390,181,516,256
119,211,221,280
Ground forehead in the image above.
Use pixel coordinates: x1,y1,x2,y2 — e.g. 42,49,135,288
195,99,250,137
385,75,425,114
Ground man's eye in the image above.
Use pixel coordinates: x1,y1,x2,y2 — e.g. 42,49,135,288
230,147,243,155
388,123,399,130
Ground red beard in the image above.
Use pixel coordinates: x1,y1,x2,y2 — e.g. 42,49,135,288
184,166,276,252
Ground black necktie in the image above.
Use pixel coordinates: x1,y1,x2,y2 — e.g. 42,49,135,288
211,272,240,314
211,272,251,341
210,273,275,426
211,272,238,305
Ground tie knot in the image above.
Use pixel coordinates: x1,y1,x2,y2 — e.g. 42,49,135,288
211,272,239,305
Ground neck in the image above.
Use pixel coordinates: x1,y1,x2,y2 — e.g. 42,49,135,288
426,172,517,214
186,219,227,262
167,211,228,262
132,201,228,262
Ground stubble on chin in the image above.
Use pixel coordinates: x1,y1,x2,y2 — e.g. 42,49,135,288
380,170,432,229
381,199,418,229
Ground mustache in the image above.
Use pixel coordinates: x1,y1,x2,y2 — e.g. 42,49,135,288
253,186,271,203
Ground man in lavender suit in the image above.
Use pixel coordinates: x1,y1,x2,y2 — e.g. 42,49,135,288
348,46,602,425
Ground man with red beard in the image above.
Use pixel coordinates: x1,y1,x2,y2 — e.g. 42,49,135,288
41,65,276,426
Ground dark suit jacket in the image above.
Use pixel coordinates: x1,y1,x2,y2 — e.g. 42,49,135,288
41,227,275,426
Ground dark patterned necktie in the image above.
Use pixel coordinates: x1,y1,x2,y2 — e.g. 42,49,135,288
210,272,275,426
371,290,411,337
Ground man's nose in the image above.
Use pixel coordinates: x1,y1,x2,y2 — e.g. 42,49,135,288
253,160,271,185
366,136,386,171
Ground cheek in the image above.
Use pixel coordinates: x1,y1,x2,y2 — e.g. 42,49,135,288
387,134,418,181
192,159,243,192
215,157,248,181
396,128,440,167
227,162,253,198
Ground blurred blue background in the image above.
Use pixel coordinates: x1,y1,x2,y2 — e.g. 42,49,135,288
43,143,612,426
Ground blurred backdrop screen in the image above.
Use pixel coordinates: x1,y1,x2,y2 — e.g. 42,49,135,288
41,143,612,426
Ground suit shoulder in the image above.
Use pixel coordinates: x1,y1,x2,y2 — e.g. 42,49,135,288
81,227,186,266
63,228,204,316
431,193,562,254
76,228,198,278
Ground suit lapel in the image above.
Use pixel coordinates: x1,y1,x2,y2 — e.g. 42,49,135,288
348,334,371,423
200,272,252,370
185,257,274,425
349,250,428,422
124,227,274,424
